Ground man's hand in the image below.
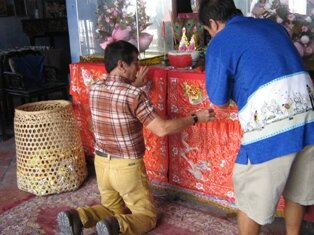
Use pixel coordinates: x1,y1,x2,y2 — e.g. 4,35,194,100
133,66,149,87
194,108,216,123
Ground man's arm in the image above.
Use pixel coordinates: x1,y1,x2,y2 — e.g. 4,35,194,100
146,109,215,137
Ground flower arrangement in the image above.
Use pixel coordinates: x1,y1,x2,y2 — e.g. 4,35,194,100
96,0,153,52
252,0,314,57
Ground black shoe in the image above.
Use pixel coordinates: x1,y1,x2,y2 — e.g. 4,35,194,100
57,209,83,235
96,216,120,235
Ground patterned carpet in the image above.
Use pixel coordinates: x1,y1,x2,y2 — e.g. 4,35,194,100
2,137,314,235
0,176,240,235
0,134,240,234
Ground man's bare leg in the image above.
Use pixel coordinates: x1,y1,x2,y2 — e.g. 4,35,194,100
284,198,305,235
237,210,260,235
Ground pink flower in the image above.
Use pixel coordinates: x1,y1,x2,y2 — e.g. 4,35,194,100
302,26,309,32
305,46,313,56
305,41,314,56
139,33,153,52
294,41,304,57
100,37,114,50
97,0,151,51
127,34,153,52
112,27,131,41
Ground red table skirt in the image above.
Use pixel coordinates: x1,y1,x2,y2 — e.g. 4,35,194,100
69,62,314,219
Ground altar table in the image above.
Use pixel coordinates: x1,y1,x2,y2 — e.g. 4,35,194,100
69,62,314,218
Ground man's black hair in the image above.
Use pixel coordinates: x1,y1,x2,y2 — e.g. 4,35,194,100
104,40,139,73
199,0,243,28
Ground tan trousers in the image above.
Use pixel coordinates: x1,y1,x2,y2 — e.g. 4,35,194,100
77,155,157,235
233,144,314,225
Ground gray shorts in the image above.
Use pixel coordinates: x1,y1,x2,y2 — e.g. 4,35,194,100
233,144,314,225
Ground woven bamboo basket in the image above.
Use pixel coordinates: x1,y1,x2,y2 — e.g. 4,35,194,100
14,100,87,196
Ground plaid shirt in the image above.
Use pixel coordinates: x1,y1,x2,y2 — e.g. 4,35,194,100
89,74,157,159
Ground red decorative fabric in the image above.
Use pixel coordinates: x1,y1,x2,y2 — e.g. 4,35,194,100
167,70,241,208
70,63,106,156
142,67,168,182
69,64,285,212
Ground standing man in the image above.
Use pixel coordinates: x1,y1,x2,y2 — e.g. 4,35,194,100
199,0,314,235
57,40,215,235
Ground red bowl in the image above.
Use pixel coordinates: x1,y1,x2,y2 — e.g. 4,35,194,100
168,50,199,68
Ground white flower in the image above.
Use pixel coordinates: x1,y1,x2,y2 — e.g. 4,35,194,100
305,16,312,23
301,35,310,45
276,16,283,24
264,3,271,10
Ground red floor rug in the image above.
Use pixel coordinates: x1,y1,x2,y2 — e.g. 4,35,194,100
0,176,241,235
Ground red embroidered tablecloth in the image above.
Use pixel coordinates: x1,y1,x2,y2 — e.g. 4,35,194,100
167,70,242,208
69,63,290,212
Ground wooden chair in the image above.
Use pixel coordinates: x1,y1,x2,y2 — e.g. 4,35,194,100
1,49,69,120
